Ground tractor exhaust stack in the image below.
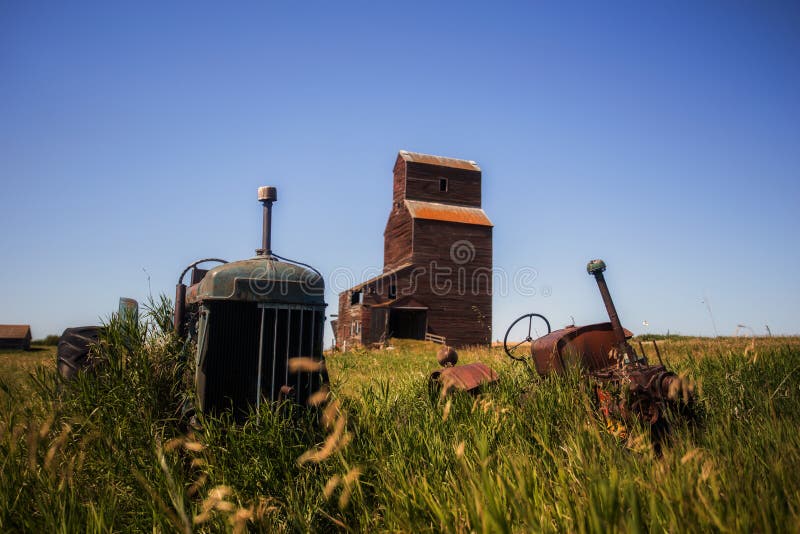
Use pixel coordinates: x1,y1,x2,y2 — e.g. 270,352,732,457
257,186,278,257
587,259,636,361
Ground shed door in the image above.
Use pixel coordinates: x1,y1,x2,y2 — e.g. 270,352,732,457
388,309,427,340
370,308,389,343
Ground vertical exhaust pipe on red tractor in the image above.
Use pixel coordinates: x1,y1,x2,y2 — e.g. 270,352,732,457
586,259,638,362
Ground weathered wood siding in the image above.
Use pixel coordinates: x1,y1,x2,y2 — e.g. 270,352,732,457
336,292,368,349
411,219,491,270
383,205,413,271
392,157,407,205
406,219,492,346
404,162,482,207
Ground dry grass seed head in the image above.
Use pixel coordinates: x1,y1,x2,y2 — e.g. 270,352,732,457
298,414,347,465
342,467,361,485
9,423,24,456
338,468,362,510
442,399,452,422
38,412,55,439
193,511,212,525
44,423,72,473
183,441,204,452
624,432,650,456
307,385,330,407
231,506,253,534
62,455,75,489
288,357,324,373
700,459,717,483
322,399,341,429
208,485,233,502
26,424,39,470
164,437,184,453
324,475,342,499
195,485,236,524
187,473,208,497
681,448,703,465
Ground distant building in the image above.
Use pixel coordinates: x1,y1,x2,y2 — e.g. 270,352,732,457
334,151,492,348
0,325,32,350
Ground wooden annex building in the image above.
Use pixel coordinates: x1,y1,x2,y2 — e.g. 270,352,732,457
333,150,492,349
0,325,32,350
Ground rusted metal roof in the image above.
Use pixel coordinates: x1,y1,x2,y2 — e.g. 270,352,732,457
0,325,31,339
348,263,415,293
405,200,493,227
371,296,428,309
398,150,481,172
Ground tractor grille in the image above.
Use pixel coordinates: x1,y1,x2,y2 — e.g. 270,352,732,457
199,301,326,419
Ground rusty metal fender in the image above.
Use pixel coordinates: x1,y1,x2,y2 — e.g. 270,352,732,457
430,362,499,395
530,322,634,376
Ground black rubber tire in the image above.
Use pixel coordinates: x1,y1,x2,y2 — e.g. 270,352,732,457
57,326,104,380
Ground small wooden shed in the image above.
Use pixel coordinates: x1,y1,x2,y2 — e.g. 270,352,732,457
0,325,32,350
336,151,493,348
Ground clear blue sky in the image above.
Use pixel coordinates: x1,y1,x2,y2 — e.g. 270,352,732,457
2,1,798,344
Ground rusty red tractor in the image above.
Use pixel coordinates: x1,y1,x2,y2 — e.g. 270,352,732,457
504,259,694,439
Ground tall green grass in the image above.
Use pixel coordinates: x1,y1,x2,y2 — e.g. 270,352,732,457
1,301,798,532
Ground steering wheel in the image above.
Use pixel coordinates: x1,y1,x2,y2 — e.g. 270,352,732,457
503,313,551,362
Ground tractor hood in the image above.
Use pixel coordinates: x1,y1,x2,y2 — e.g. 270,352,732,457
187,257,324,305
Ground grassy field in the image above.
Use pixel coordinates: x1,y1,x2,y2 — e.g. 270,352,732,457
1,307,799,532
0,346,55,397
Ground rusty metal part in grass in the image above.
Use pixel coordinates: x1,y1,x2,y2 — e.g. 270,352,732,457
502,258,695,440
278,385,295,402
437,345,459,367
531,323,634,375
430,362,499,395
592,365,693,425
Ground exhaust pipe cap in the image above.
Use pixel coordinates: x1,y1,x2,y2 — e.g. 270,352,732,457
258,186,278,203
587,259,606,275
